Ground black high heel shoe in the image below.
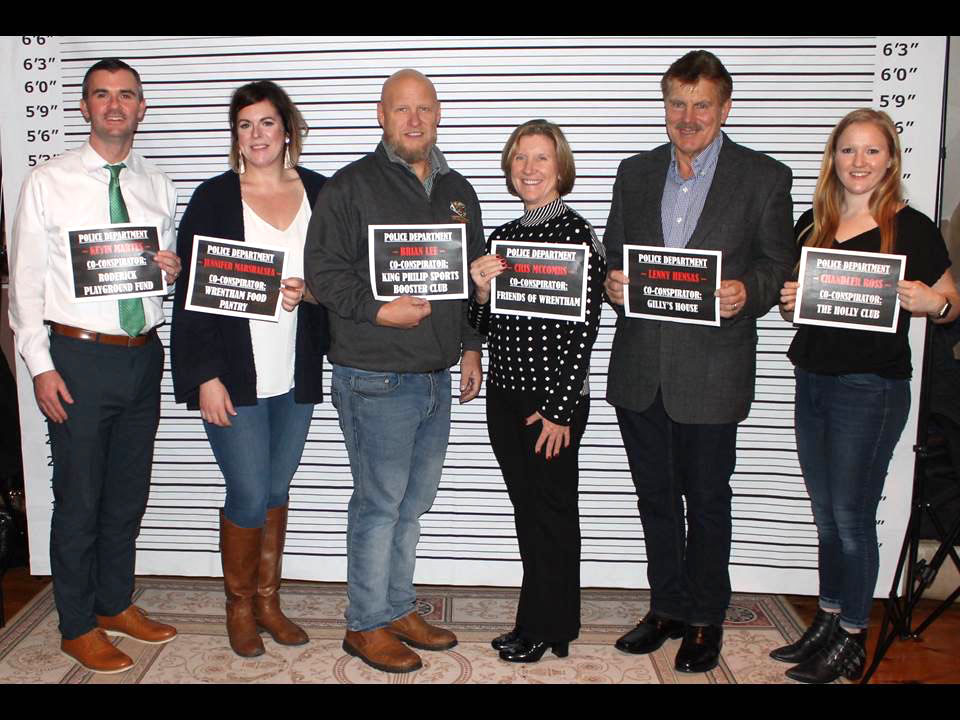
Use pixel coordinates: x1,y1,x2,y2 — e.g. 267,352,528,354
491,627,522,651
498,638,569,663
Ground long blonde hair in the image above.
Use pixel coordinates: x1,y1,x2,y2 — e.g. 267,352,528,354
805,109,903,254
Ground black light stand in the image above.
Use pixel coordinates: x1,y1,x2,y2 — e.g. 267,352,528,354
861,322,960,683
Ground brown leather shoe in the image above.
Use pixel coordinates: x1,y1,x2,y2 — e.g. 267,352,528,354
343,628,423,673
97,605,177,644
221,510,265,657
388,611,458,651
253,504,308,646
61,628,134,674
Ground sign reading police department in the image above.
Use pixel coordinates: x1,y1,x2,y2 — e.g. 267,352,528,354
185,235,287,321
794,246,905,333
368,224,467,300
490,240,588,322
67,223,166,302
623,245,721,326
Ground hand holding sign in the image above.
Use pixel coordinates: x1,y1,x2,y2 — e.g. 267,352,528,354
280,277,305,312
604,269,627,305
716,279,747,318
897,279,946,315
469,254,507,304
779,280,799,316
153,249,182,285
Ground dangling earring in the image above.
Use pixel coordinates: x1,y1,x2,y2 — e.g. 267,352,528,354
284,138,293,169
238,153,246,175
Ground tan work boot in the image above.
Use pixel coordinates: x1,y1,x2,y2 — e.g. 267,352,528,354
343,628,423,673
389,610,458,650
253,504,308,646
220,510,265,657
61,628,134,674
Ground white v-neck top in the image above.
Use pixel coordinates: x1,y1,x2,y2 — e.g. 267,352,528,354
243,192,310,398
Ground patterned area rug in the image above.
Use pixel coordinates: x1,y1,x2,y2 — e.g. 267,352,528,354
0,578,819,684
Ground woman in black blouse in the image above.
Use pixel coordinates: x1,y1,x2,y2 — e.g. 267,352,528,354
468,119,606,663
776,109,958,683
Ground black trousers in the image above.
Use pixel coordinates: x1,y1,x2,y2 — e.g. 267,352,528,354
615,391,736,626
48,333,163,639
487,386,588,642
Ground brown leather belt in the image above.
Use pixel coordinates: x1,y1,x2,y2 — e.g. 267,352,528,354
50,322,156,348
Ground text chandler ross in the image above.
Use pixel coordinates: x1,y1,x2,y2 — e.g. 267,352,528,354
369,224,467,300
491,240,588,322
624,246,721,326
795,247,904,333
185,236,286,320
69,224,165,301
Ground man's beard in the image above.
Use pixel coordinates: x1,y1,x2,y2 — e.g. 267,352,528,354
384,135,432,166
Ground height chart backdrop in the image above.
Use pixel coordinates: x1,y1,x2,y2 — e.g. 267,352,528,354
0,36,947,595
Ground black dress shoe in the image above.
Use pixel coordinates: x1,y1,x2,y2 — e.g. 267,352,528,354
499,639,569,663
785,626,866,684
615,613,686,655
675,624,723,673
770,609,839,663
491,627,522,651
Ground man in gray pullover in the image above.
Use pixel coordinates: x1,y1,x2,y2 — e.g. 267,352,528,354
305,69,484,674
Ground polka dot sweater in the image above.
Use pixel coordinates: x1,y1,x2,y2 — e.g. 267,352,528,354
468,198,606,425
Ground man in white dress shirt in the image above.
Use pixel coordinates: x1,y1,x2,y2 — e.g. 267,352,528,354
9,58,182,674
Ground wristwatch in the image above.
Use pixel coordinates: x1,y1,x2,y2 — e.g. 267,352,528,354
935,299,952,319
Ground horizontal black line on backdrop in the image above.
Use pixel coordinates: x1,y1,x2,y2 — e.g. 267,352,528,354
60,92,875,104
59,44,876,63
60,73,875,88
60,123,843,132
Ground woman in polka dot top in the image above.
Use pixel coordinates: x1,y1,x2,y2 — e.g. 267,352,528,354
468,119,606,663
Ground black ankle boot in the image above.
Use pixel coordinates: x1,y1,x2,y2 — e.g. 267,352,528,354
785,626,866,684
491,627,522,651
770,609,839,663
498,638,569,663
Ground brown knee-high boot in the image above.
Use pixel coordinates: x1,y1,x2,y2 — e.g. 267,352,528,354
253,504,308,645
220,510,265,657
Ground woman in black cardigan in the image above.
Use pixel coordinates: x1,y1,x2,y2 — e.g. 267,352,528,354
171,81,328,658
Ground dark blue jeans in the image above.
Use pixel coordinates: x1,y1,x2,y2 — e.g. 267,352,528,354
794,368,910,629
204,388,314,528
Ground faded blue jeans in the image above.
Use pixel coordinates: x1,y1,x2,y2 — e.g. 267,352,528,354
331,364,451,631
794,368,910,629
204,388,314,528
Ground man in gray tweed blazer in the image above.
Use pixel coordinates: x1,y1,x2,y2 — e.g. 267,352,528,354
603,50,794,673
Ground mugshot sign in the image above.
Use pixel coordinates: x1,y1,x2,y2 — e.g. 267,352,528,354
623,245,721,326
185,235,287,321
368,224,467,300
489,240,588,322
794,246,905,333
67,223,166,302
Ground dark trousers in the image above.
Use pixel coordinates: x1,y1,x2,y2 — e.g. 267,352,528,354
616,391,736,626
48,333,163,639
487,386,588,642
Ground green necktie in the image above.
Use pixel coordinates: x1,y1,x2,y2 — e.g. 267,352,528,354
106,163,145,337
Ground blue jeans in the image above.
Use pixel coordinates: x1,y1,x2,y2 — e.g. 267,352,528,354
794,368,910,629
331,364,451,631
204,389,314,528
